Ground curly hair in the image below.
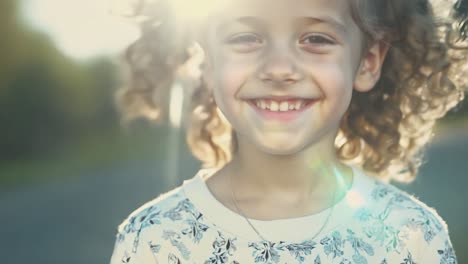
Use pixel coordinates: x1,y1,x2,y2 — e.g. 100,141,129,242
115,0,468,182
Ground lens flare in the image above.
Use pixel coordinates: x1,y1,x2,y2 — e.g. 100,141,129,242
171,0,226,22
345,190,365,208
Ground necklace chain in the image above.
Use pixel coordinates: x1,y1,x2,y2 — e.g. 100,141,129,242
229,171,339,243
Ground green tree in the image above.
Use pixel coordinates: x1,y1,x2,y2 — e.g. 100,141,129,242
0,0,119,161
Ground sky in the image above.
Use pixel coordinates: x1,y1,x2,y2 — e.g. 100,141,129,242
21,0,139,60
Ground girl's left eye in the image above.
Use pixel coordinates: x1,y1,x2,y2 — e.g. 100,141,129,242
299,34,335,46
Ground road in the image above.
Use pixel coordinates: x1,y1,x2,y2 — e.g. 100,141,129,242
0,128,467,264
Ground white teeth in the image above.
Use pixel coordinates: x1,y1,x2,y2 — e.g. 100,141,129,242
279,102,289,112
252,99,310,111
270,101,279,111
295,101,302,110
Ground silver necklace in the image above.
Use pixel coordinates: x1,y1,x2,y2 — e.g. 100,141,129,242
229,171,339,242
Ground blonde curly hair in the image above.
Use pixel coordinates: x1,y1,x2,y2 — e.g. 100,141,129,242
115,0,468,182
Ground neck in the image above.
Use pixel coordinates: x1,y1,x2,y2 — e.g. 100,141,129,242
226,132,352,201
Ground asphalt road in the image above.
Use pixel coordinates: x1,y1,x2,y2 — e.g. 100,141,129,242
0,128,467,264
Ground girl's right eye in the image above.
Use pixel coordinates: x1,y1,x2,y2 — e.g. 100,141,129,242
226,33,263,52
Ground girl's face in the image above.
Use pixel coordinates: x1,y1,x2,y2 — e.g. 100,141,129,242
201,0,383,155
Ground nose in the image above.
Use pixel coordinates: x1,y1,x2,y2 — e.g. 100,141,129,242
258,46,302,85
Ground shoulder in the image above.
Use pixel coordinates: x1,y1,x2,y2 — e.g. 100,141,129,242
369,180,447,239
110,185,200,263
352,174,450,239
350,176,457,259
116,185,191,238
359,178,448,238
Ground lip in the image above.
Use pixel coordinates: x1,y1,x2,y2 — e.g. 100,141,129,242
248,96,316,101
247,99,317,122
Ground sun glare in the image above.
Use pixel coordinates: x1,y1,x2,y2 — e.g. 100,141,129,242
22,0,139,60
171,0,227,23
21,0,230,60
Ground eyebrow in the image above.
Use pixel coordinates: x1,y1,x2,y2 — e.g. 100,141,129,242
216,16,266,36
216,15,348,36
299,16,348,35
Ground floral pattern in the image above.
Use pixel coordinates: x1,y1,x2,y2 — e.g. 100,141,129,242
284,240,316,261
320,231,344,258
438,240,457,264
248,240,284,263
400,251,416,264
205,231,237,264
111,179,457,263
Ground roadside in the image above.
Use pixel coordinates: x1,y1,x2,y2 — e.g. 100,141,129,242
0,124,168,191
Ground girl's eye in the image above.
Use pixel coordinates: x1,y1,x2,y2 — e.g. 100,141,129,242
226,33,263,52
228,33,262,45
299,34,335,46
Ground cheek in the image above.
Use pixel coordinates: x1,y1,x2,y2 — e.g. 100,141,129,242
303,54,355,112
213,57,255,99
311,56,353,93
209,62,246,121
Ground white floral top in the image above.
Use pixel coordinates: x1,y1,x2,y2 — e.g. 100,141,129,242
109,166,457,264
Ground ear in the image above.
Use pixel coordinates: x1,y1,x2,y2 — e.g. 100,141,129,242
354,40,390,92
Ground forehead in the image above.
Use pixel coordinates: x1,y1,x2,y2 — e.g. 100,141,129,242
205,0,354,27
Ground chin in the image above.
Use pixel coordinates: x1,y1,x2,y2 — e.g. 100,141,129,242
255,138,307,156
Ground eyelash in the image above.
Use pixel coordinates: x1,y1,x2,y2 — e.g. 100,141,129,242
226,33,335,48
300,34,335,45
227,33,262,45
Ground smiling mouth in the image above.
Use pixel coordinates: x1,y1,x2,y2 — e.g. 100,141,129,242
247,99,318,122
248,99,317,112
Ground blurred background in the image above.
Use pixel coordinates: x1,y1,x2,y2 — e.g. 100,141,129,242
0,0,467,263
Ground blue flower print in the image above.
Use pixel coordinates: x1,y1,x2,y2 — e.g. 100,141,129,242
148,240,161,254
407,206,443,243
168,253,182,264
320,231,344,259
353,192,408,254
121,250,131,263
362,216,405,253
164,199,197,221
205,231,237,264
437,240,457,264
371,183,411,205
346,229,374,264
124,206,162,234
284,240,316,262
400,251,416,264
354,208,372,222
371,183,391,200
120,205,162,254
182,216,209,243
162,230,191,260
248,240,286,263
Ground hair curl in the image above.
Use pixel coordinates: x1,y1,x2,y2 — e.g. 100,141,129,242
115,0,468,182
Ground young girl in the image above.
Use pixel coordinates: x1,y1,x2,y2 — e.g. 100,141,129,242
110,0,468,263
